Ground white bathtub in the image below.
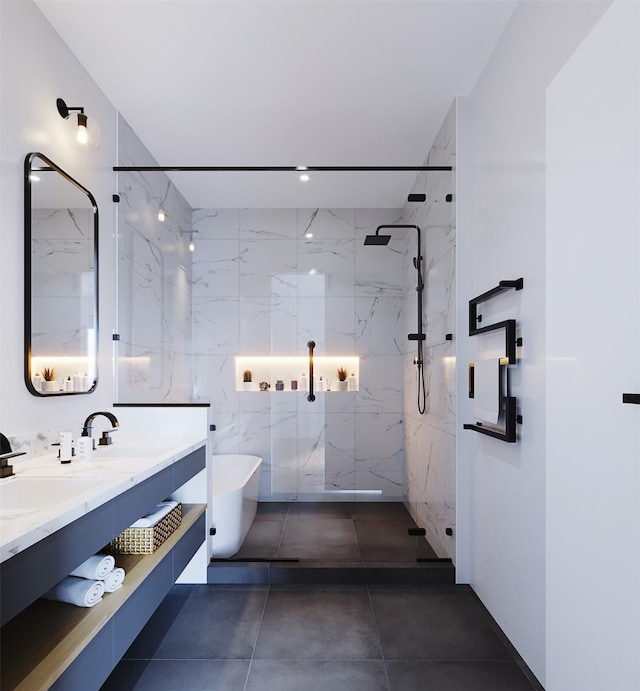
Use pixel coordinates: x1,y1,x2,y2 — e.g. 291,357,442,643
210,454,262,558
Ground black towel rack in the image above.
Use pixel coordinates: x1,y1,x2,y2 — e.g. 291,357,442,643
463,278,523,443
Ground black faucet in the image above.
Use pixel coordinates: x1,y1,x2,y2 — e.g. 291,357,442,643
0,432,26,478
81,411,120,446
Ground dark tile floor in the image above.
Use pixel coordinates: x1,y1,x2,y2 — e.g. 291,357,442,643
101,583,544,691
230,502,440,563
208,502,454,586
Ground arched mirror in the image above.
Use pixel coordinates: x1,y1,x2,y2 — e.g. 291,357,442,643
24,152,99,396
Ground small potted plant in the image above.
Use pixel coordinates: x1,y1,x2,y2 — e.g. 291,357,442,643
337,367,348,391
242,370,253,391
42,367,58,392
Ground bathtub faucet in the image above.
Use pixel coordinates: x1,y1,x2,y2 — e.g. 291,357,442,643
81,411,120,447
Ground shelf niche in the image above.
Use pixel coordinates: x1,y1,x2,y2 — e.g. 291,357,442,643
235,356,359,392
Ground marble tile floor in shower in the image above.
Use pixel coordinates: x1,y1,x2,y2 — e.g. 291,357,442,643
207,502,455,585
101,583,544,691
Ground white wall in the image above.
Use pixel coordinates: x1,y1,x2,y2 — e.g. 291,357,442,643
546,3,640,689
0,0,117,443
457,1,612,684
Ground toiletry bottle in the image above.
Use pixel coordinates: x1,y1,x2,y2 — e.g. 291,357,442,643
60,431,73,463
77,436,93,462
300,372,308,391
65,377,73,392
317,376,324,391
72,371,82,391
32,372,42,391
82,373,92,391
348,373,357,391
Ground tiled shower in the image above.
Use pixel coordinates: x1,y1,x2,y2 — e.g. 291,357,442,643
115,104,456,560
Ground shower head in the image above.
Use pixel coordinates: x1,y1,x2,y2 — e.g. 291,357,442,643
364,233,391,246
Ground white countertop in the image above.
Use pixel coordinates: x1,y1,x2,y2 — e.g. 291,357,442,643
0,436,207,564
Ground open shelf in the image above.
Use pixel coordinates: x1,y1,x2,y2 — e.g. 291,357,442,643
1,503,206,691
236,355,359,392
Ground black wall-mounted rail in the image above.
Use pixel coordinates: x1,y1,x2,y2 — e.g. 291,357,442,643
463,397,518,443
113,165,453,172
622,393,640,404
468,279,523,365
307,341,316,403
464,279,524,444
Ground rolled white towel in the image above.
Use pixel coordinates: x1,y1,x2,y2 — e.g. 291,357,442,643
102,567,126,593
43,576,104,607
69,554,115,580
129,500,178,528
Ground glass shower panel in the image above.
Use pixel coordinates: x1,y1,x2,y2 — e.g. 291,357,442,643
270,271,330,500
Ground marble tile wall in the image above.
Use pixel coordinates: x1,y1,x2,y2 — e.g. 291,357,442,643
112,109,455,522
400,101,457,558
31,207,94,363
115,116,194,403
191,207,406,501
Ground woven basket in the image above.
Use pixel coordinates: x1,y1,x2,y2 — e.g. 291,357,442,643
108,503,182,554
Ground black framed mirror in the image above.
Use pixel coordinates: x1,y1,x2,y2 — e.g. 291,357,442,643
24,152,99,396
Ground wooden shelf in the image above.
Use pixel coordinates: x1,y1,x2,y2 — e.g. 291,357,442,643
1,503,206,691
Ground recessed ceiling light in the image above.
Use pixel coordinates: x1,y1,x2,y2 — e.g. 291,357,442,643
299,174,310,182
305,232,313,239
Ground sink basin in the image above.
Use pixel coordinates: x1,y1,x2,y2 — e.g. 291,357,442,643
0,476,104,512
94,445,173,459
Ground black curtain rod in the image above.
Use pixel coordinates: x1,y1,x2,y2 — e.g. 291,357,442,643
112,165,452,172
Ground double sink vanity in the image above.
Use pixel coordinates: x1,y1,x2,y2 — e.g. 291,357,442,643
0,435,207,690
1,152,210,690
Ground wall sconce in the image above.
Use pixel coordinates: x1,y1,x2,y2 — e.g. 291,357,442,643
56,98,101,152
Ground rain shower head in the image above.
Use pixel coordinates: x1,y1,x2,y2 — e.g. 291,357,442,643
364,233,391,246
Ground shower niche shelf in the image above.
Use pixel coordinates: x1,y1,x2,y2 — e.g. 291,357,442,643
235,356,359,392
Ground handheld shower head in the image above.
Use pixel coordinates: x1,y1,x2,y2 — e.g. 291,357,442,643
364,233,391,246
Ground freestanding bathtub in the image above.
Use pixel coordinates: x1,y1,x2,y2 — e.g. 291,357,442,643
210,454,262,558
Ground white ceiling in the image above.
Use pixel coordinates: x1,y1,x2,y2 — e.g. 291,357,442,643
36,0,516,208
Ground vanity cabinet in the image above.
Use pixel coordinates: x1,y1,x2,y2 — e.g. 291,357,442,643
0,445,207,691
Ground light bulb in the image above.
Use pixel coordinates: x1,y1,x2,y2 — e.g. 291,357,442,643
76,113,88,145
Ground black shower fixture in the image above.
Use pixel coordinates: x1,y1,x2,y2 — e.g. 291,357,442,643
364,224,426,414
363,232,392,246
407,193,426,202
